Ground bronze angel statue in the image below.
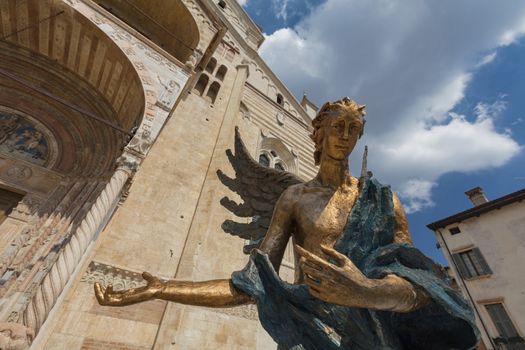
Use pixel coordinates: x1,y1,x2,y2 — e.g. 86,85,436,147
96,98,478,349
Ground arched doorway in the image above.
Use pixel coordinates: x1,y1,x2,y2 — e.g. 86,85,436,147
0,0,151,342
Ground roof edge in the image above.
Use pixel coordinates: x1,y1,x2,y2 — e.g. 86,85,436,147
427,187,525,231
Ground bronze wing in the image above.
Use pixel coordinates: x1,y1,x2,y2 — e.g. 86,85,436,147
217,127,304,253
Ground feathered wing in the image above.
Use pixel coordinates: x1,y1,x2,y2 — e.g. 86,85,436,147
217,127,304,253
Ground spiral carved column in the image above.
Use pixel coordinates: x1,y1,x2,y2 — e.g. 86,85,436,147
5,157,138,348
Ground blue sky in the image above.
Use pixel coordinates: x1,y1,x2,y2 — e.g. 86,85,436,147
241,0,525,264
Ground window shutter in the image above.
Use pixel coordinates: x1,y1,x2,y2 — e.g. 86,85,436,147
452,253,471,279
473,248,492,275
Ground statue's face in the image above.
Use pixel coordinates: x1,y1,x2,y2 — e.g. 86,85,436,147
322,112,363,161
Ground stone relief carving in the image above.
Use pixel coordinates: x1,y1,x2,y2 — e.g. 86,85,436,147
180,0,217,33
276,111,285,126
185,49,203,69
81,261,148,290
115,152,140,175
0,322,33,350
4,166,32,182
10,196,41,221
126,128,154,156
156,75,181,112
94,17,187,77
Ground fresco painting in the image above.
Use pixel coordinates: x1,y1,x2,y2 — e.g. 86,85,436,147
0,110,49,166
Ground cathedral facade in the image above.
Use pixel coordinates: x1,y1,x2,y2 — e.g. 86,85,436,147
0,0,317,348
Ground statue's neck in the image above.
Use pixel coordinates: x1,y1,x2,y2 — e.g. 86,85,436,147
316,155,352,189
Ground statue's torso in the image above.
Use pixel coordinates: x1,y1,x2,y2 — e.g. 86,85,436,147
291,178,360,282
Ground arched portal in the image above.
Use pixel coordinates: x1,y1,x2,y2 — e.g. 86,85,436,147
0,0,153,341
94,0,200,63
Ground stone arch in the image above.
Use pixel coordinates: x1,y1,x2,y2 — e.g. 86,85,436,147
206,81,221,103
0,1,166,342
194,74,210,96
216,65,228,81
94,0,200,63
206,57,218,74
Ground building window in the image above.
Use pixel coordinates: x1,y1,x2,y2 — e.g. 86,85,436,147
258,151,287,171
485,303,524,347
452,248,492,279
258,154,270,167
206,82,221,104
216,65,227,81
193,74,209,96
205,57,217,74
218,0,226,9
449,226,461,235
274,162,285,172
276,93,284,106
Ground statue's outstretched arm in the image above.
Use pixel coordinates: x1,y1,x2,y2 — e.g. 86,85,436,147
95,273,251,307
95,186,296,308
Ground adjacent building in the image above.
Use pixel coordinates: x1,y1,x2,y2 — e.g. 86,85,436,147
428,187,525,350
0,0,318,348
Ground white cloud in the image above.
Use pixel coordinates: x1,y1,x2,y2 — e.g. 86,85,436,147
237,0,248,6
475,51,497,68
272,0,291,21
260,0,525,212
473,100,507,121
398,179,436,214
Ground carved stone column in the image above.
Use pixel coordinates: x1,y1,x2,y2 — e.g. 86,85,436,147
0,153,139,349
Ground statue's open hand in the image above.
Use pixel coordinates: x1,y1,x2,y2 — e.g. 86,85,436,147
295,244,373,306
94,272,163,306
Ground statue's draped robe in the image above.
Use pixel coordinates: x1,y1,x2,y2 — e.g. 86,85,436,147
232,179,479,350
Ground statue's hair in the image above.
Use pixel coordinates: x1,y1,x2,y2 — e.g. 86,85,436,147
310,97,366,165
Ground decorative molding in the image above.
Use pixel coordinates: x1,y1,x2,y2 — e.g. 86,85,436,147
5,166,32,182
12,169,129,340
0,322,33,350
276,111,285,126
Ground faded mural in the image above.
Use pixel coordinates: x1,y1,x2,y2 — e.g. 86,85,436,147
0,110,48,166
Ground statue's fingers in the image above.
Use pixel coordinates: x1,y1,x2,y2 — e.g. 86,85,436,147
320,245,348,266
299,257,323,271
307,284,324,300
302,264,333,283
105,284,114,296
94,283,105,301
295,245,332,268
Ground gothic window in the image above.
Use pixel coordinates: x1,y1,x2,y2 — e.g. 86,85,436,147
274,162,285,172
218,0,226,9
205,57,217,74
216,65,227,81
258,151,287,172
258,154,270,167
194,74,209,96
206,82,221,104
452,248,492,279
276,93,284,106
258,136,297,174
